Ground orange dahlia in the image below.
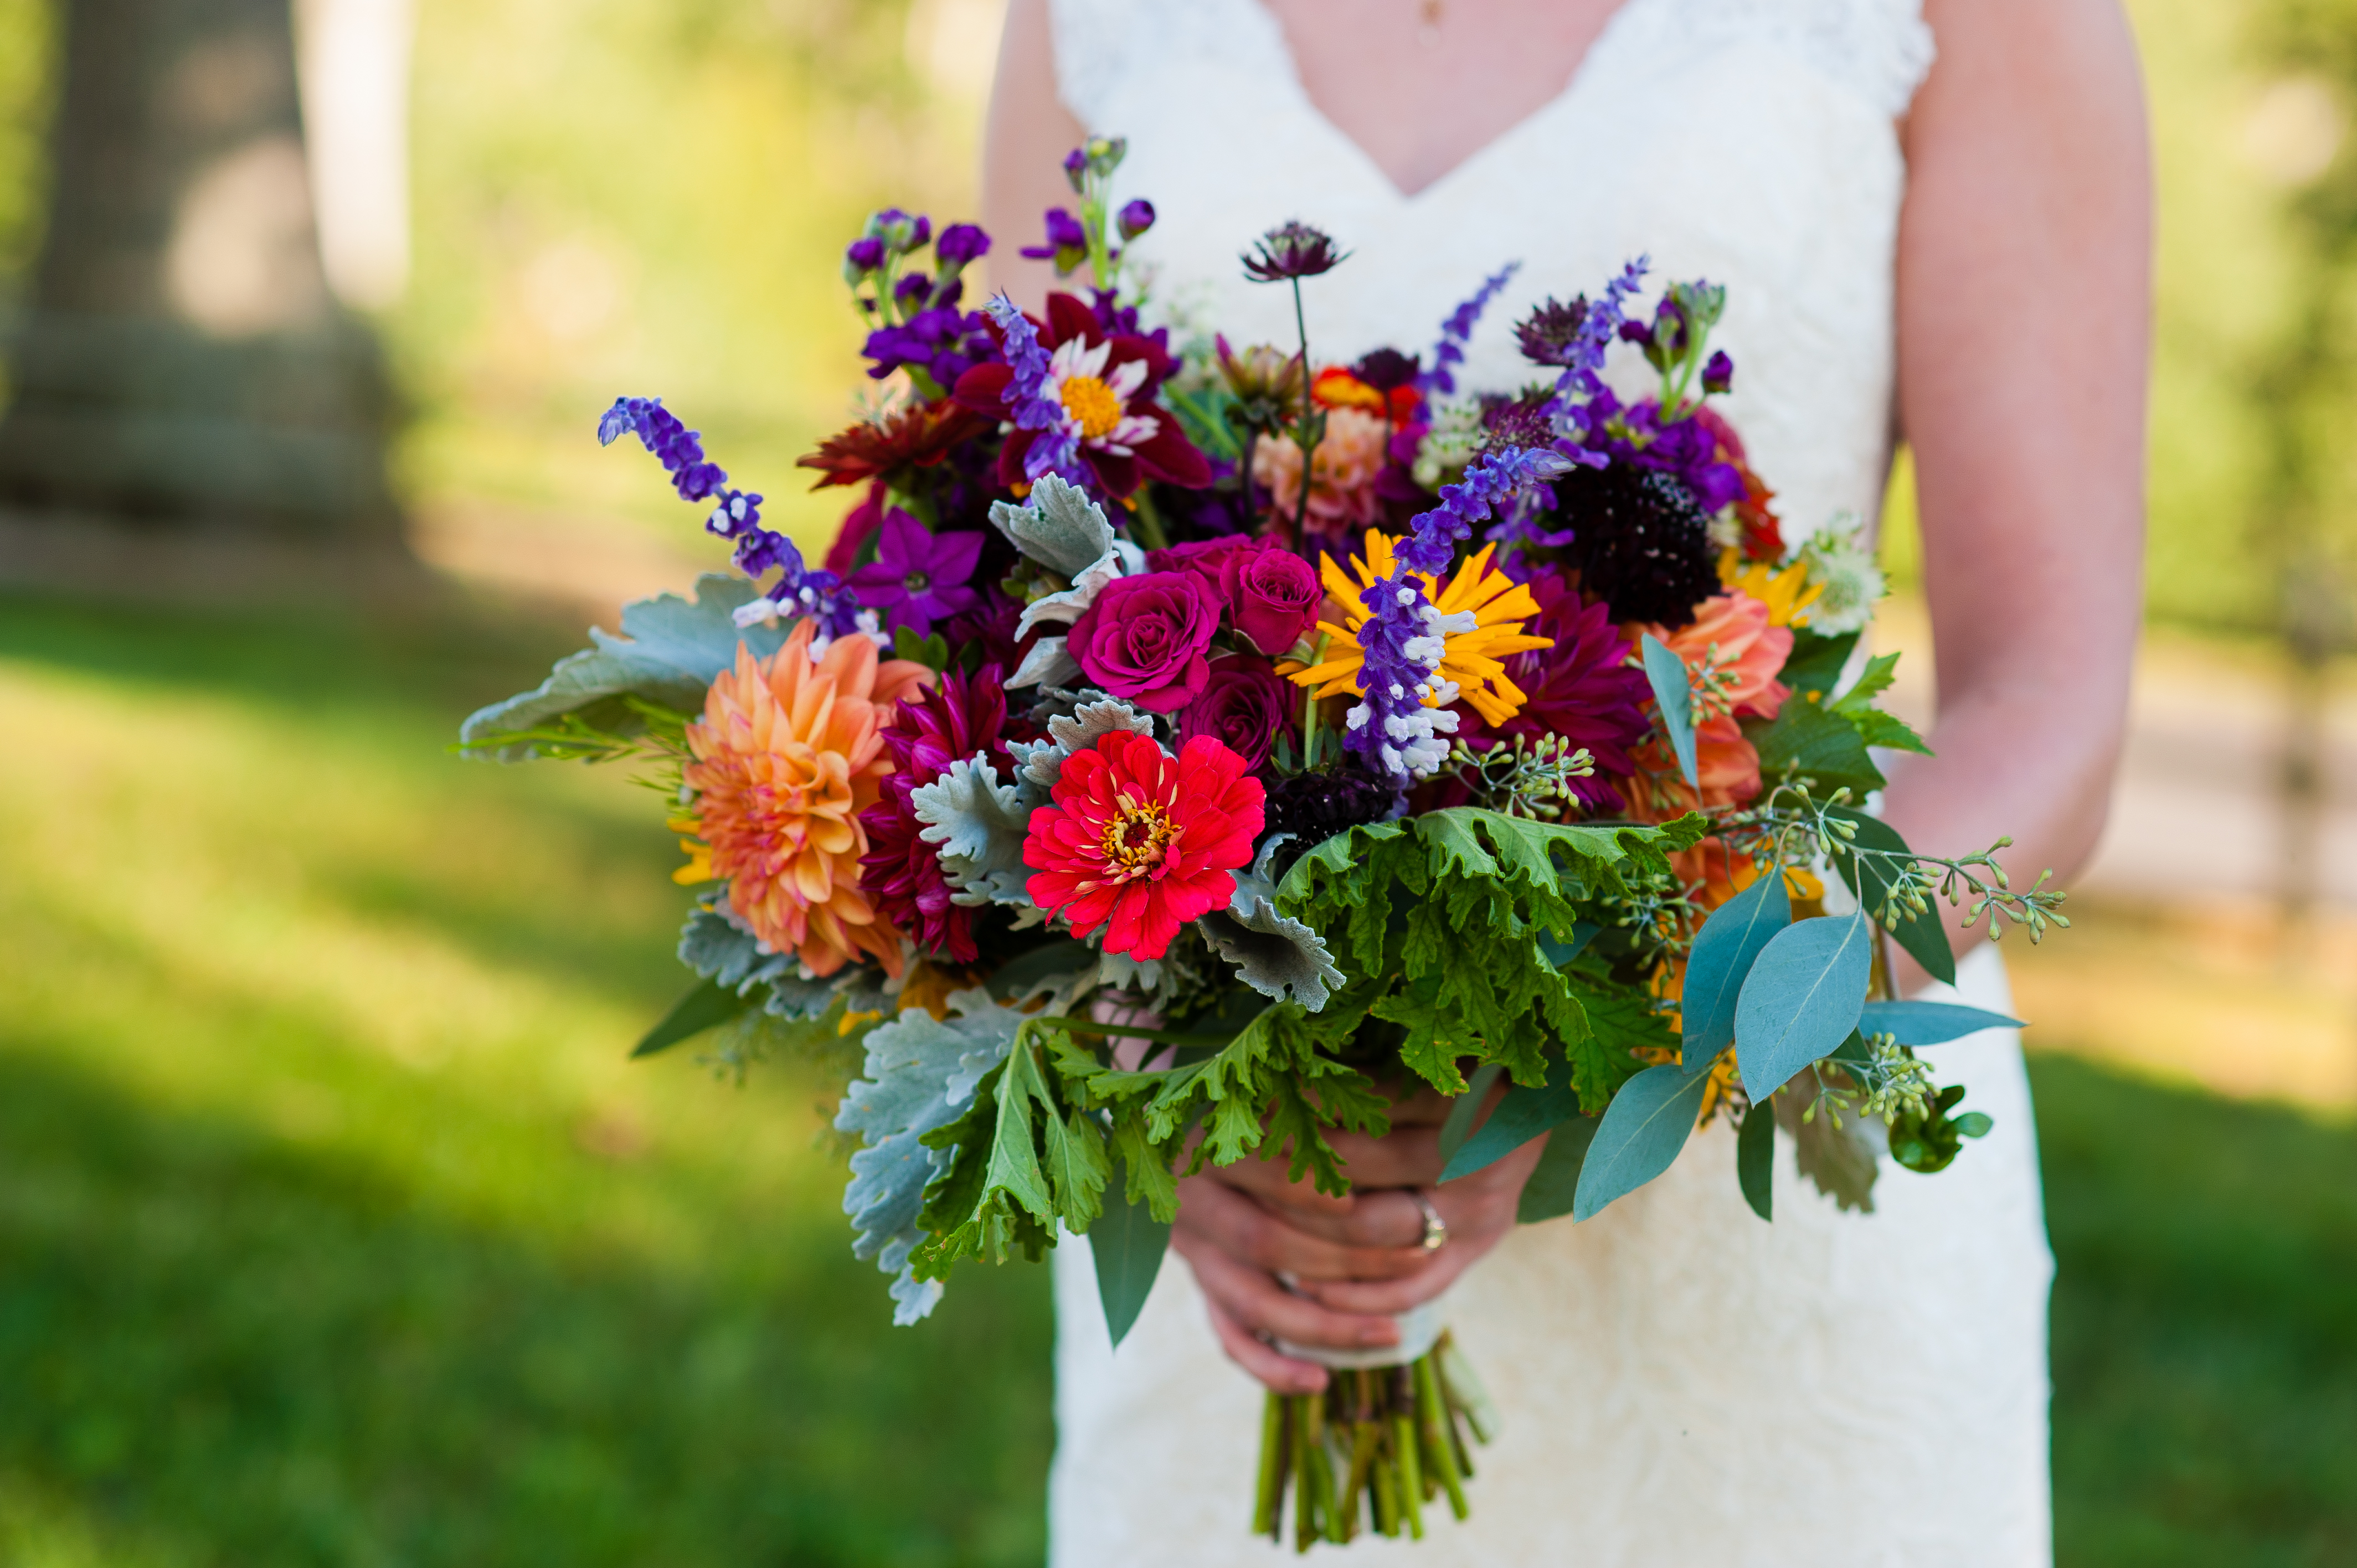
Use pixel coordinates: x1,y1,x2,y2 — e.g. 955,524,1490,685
677,620,934,978
1021,731,1264,961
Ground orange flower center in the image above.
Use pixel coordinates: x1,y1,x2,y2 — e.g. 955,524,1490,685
1098,794,1176,880
1059,374,1125,440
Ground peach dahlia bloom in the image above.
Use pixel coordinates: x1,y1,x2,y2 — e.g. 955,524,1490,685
1251,405,1390,530
1626,590,1794,818
677,620,933,978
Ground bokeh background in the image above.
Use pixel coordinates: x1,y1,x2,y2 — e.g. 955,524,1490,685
0,1,2351,1563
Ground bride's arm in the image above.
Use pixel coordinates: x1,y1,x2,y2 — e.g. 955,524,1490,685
1882,0,2150,935
980,0,1089,308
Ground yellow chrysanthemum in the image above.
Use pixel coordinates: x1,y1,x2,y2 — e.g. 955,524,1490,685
1728,560,1823,628
1284,533,1553,726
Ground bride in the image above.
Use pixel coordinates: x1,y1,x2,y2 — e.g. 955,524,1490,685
980,0,2147,1560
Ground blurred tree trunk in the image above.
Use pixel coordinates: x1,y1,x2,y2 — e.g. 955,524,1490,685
0,0,400,542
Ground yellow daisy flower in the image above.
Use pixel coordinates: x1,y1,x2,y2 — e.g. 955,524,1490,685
1285,532,1553,726
1728,559,1824,628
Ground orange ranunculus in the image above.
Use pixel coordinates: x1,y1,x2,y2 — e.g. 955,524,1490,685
678,620,934,978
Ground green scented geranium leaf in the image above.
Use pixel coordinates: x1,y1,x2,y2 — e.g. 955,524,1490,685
1439,1074,1581,1183
1571,1064,1711,1221
1857,1000,2023,1044
1826,806,1956,986
632,975,750,1058
1829,649,1900,711
1737,1104,1776,1221
1746,691,1885,798
834,991,1022,1323
1680,869,1790,1072
1779,627,1860,700
1516,1115,1599,1224
1092,1156,1171,1348
1849,709,1933,756
460,575,786,760
1640,632,1700,791
1735,910,1874,1100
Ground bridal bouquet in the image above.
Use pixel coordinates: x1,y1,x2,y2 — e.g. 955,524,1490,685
462,138,2066,1550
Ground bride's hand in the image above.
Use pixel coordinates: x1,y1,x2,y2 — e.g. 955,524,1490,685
1169,1085,1546,1394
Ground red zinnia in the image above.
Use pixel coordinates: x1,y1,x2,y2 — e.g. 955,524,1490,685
1022,731,1264,961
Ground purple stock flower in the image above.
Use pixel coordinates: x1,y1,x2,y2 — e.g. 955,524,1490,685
980,295,1086,486
1062,146,1089,190
1703,349,1735,394
1117,199,1156,241
935,223,991,268
847,508,984,637
1021,208,1089,270
843,235,887,277
1420,261,1520,396
1242,221,1346,282
862,303,992,387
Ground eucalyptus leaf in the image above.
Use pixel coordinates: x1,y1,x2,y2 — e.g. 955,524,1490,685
1735,911,1873,1101
1571,1065,1711,1221
1857,1000,2023,1044
1440,1075,1581,1183
1737,1105,1776,1221
1680,870,1790,1072
1092,1156,1172,1349
1516,1115,1599,1224
1437,1062,1506,1165
1826,807,1956,986
1640,633,1700,791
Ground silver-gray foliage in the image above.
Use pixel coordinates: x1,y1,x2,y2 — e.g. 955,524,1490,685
460,575,790,760
834,991,1024,1323
910,755,1036,907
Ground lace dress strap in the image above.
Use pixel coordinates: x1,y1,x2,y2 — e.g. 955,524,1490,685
1048,0,1299,131
1597,0,1935,120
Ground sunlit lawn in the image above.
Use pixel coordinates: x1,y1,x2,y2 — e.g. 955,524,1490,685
0,592,2351,1566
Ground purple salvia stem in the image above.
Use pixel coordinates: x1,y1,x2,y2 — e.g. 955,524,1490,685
1417,261,1521,398
981,294,1087,486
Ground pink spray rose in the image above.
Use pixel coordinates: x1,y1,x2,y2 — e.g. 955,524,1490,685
1067,570,1221,712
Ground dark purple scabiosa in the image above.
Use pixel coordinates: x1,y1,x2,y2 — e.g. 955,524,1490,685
1552,460,1721,628
1480,391,1557,454
1260,767,1397,859
1353,347,1421,395
1242,220,1347,282
1459,577,1655,811
858,665,1012,966
1514,296,1591,368
845,508,985,637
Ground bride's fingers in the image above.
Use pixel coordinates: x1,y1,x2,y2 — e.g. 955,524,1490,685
1293,1244,1483,1316
1175,1235,1404,1358
1196,1292,1330,1396
1175,1175,1432,1281
1325,1126,1447,1189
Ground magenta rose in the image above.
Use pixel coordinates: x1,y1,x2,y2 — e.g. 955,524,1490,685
1145,535,1257,584
1179,655,1296,773
1226,547,1322,656
1068,570,1220,711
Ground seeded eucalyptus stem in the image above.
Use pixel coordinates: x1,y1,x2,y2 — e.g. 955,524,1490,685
1251,1341,1489,1550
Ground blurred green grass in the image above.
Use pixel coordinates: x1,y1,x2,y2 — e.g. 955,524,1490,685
0,595,1052,1567
0,595,2351,1564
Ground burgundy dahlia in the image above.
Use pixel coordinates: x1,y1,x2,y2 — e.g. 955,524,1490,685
858,664,1012,964
1460,577,1655,812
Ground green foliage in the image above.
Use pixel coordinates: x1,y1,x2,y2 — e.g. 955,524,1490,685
632,973,750,1057
1513,1115,1597,1224
1570,1065,1711,1221
909,1030,1108,1281
1090,1158,1172,1349
1639,633,1700,790
1777,628,1859,699
1279,808,1705,1105
1744,689,1886,798
1736,1104,1776,1221
1733,910,1873,1099
1679,868,1790,1069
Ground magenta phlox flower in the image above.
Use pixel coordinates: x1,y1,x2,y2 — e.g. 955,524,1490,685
847,508,985,637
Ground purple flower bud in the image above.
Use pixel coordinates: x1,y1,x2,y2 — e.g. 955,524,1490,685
1702,350,1735,395
1117,199,1156,241
843,235,887,275
935,222,991,267
1019,207,1090,271
1616,318,1652,345
1063,146,1089,192
871,208,928,255
893,271,932,309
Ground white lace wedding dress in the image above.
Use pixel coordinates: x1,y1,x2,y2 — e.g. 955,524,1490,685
1041,2,2057,1561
